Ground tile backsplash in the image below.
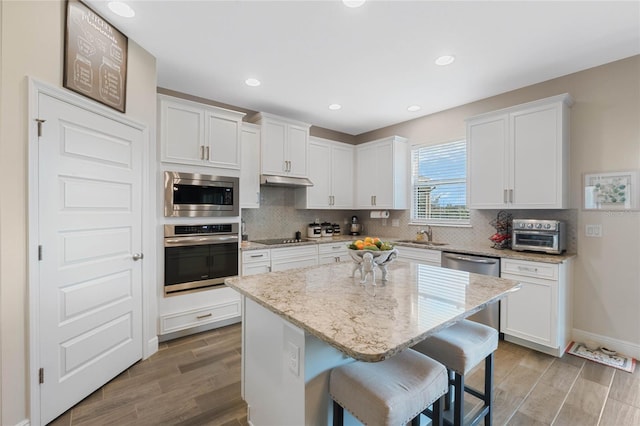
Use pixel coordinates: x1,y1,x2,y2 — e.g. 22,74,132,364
242,186,577,253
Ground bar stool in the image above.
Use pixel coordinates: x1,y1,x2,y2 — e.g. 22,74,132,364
412,320,498,426
329,348,447,426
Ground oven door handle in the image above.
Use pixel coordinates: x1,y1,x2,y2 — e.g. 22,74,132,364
165,235,239,247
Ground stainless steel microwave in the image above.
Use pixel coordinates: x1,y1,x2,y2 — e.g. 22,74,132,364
164,171,239,217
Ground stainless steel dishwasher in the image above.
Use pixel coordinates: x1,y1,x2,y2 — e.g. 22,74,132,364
441,252,501,331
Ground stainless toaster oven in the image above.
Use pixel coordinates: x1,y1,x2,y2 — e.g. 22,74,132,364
512,219,566,254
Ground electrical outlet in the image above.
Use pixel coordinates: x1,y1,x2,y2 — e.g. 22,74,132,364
382,218,388,226
287,342,300,376
391,219,400,227
586,224,602,237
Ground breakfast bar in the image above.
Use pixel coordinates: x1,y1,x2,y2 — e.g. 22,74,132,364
225,260,520,425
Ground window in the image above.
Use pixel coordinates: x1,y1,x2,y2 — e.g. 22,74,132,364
411,140,470,224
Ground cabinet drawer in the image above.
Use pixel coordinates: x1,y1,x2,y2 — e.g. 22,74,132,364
318,243,348,255
271,245,318,259
502,258,558,280
242,249,271,263
161,300,241,334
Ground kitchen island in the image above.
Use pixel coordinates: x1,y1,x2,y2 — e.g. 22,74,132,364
225,260,520,425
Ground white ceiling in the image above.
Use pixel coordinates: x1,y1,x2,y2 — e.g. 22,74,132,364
86,1,640,135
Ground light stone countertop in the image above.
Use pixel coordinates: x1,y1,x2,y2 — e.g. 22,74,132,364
225,261,520,362
240,236,575,264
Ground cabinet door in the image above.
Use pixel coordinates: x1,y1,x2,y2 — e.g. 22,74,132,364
331,143,354,209
240,124,261,208
467,114,509,209
160,99,205,165
356,144,377,208
372,142,394,208
262,120,287,175
242,262,271,276
500,273,557,348
306,141,332,208
205,110,241,169
510,103,563,208
287,124,309,177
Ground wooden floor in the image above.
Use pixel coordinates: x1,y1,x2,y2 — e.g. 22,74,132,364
50,323,640,425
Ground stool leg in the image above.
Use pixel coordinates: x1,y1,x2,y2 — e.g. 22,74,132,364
484,353,494,426
432,395,444,426
444,369,453,411
333,400,344,426
454,372,464,426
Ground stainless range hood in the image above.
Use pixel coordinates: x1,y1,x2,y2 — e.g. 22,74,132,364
260,175,314,187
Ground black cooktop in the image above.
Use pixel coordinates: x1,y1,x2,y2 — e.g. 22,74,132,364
252,238,309,245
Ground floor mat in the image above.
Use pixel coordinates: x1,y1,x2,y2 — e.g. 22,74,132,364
566,341,636,373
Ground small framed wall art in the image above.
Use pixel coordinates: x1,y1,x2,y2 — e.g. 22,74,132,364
583,170,639,210
63,0,128,112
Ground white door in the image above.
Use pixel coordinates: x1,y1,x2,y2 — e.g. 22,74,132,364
306,140,332,208
331,143,354,209
37,93,143,424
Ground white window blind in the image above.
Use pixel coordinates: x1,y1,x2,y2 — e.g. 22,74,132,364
411,140,470,224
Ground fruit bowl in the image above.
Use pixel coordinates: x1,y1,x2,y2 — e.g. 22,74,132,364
347,237,398,284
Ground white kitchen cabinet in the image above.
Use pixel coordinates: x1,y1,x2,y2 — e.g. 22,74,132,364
240,123,261,208
467,93,572,209
296,137,354,209
251,112,311,178
159,94,245,169
396,246,441,266
271,245,318,272
318,241,350,264
500,258,573,357
355,136,409,209
241,249,271,276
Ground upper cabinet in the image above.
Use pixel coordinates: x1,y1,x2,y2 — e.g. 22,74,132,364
467,94,573,209
250,112,310,178
240,123,261,209
355,136,409,209
296,137,354,209
159,94,245,169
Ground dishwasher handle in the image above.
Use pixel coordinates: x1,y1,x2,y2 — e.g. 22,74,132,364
443,253,499,264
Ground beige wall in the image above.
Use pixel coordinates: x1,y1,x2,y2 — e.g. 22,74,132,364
0,1,157,424
357,56,640,347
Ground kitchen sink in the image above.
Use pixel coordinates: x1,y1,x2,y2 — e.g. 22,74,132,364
395,240,448,246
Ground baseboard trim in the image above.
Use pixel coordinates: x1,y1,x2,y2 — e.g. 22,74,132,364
572,328,640,360
144,336,159,360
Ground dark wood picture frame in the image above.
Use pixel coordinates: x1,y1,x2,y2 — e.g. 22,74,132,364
63,0,128,113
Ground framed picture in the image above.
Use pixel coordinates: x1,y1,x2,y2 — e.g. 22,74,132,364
63,0,128,113
583,170,639,210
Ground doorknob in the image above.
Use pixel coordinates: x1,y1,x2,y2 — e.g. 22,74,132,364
132,253,144,261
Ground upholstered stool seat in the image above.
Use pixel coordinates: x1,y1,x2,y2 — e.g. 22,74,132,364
412,320,499,426
329,348,447,426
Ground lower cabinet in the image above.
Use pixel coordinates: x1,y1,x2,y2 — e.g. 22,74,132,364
500,258,572,357
158,286,241,336
318,242,350,264
271,245,318,271
242,249,271,276
396,246,441,267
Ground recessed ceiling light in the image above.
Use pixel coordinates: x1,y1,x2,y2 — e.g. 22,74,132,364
343,0,366,8
107,1,135,18
328,104,342,110
407,105,421,112
435,55,455,66
245,78,261,87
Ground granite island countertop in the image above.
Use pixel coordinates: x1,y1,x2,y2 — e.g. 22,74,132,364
226,261,520,362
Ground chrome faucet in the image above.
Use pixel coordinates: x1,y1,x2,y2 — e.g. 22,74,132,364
418,226,433,242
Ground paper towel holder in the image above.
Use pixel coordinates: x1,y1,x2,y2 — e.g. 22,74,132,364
370,210,390,219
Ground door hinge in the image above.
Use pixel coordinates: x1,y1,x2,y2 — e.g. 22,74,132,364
38,245,43,261
39,368,44,384
35,118,46,137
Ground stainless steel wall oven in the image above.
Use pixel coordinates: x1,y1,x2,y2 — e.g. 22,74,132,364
164,223,239,295
164,171,239,217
